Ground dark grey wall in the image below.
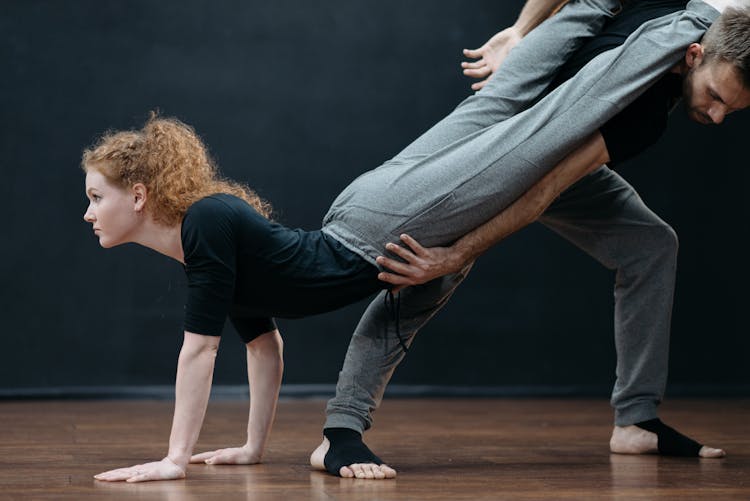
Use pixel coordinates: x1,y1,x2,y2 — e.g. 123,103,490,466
1,1,748,395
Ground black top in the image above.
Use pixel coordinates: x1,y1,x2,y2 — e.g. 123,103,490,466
181,194,382,342
552,0,687,166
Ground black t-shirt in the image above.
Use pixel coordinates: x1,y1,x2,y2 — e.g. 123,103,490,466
181,193,382,342
552,0,687,166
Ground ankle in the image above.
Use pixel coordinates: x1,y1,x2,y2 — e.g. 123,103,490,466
324,427,362,443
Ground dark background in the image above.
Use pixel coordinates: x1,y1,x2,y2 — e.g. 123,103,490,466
1,1,747,397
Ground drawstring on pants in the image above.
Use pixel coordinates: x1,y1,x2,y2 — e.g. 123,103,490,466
384,289,408,354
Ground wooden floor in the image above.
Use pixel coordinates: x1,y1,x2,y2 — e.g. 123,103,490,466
0,398,747,500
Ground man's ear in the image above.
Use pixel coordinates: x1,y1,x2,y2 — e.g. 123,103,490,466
685,43,705,69
132,183,147,213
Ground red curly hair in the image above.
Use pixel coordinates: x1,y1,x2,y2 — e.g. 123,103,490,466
81,113,272,225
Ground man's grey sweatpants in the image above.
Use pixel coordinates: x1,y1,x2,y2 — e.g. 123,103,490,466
321,0,719,432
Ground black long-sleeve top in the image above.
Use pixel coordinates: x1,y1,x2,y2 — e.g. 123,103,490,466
181,193,382,343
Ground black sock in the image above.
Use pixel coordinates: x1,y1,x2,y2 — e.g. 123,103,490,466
635,418,703,457
323,427,384,476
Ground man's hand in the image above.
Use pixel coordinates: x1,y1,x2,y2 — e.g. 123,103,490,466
94,457,186,483
376,234,466,291
190,445,262,465
462,26,523,91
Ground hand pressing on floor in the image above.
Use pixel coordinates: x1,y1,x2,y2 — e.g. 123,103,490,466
94,457,186,483
190,445,262,465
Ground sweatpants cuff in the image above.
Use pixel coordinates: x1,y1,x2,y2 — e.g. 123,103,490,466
614,401,659,426
324,413,368,434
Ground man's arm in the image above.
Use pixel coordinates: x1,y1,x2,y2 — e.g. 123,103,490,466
514,0,571,34
376,132,610,287
463,0,570,90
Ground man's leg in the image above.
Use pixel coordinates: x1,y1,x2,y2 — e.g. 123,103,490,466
539,166,724,457
310,263,473,478
394,0,621,161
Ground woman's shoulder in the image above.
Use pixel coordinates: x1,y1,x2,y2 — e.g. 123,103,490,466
181,195,246,257
182,193,269,240
184,193,261,223
188,193,245,213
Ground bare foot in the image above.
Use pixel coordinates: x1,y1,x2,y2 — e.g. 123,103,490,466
610,425,725,458
310,437,397,479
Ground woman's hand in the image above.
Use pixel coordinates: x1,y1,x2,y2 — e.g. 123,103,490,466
376,234,466,291
462,26,523,91
190,444,262,465
94,457,186,483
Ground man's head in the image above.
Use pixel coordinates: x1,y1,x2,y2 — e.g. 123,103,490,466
682,7,750,125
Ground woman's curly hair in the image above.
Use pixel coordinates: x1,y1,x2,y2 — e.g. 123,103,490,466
81,113,272,225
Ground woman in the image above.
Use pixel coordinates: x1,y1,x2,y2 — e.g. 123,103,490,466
85,116,400,482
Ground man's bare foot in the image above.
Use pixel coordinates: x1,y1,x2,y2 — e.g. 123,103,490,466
610,425,725,458
310,437,397,479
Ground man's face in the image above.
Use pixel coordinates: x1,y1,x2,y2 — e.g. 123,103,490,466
682,49,750,125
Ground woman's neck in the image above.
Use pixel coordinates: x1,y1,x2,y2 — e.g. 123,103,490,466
131,217,185,264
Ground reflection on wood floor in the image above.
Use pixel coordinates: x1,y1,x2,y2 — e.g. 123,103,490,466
0,398,747,500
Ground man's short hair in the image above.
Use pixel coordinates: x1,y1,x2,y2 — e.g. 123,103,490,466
701,7,750,87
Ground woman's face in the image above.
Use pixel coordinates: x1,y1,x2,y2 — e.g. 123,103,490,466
83,169,142,248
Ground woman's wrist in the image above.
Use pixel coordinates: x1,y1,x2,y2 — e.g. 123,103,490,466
166,452,190,470
242,441,264,460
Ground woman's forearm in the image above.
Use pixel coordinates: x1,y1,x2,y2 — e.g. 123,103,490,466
245,330,284,458
167,332,220,469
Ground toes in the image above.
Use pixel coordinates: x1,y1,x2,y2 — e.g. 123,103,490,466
361,464,376,479
379,464,397,479
350,463,367,479
699,446,726,458
339,466,355,478
343,463,394,480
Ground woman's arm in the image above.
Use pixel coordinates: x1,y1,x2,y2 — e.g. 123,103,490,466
376,132,610,287
94,331,219,483
190,329,284,465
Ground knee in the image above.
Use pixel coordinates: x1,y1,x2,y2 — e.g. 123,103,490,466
247,329,284,359
632,222,678,267
653,223,679,259
611,222,678,270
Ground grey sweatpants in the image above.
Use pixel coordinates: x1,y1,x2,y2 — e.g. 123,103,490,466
322,0,719,432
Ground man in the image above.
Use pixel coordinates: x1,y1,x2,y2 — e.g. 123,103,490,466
311,0,750,479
